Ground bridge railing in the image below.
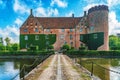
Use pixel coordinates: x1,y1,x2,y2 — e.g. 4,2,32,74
78,59,120,80
10,53,52,80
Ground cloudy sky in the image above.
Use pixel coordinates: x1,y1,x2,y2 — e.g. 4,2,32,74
0,0,120,43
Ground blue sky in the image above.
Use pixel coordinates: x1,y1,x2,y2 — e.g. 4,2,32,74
0,0,120,43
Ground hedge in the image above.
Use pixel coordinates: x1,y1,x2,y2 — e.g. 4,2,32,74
65,50,120,57
0,50,54,56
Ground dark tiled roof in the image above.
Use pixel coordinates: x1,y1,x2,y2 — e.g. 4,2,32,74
36,17,82,29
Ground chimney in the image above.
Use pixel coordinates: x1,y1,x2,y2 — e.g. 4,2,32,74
72,13,74,17
84,11,87,16
30,9,33,15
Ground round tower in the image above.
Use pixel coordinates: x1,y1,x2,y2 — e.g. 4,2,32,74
88,5,109,50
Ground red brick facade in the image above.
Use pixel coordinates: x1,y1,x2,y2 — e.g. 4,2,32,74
20,5,109,50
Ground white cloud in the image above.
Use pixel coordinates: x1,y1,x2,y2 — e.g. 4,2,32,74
83,3,107,11
13,0,29,14
35,7,59,17
109,11,120,35
65,11,74,17
14,18,23,26
50,0,68,8
107,0,120,7
0,25,19,44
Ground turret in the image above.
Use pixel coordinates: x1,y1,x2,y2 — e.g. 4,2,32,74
88,5,109,50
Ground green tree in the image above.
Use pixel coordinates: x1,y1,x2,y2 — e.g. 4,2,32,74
109,35,120,50
5,37,11,46
11,43,19,51
62,44,71,51
48,45,54,50
0,44,5,51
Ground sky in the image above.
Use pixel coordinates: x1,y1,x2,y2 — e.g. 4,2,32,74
0,0,120,44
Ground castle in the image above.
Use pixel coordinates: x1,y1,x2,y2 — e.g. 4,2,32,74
20,5,109,50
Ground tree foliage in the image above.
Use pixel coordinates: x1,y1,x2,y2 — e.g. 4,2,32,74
62,44,71,51
109,35,120,50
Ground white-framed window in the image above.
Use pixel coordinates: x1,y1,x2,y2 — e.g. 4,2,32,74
61,29,65,32
35,35,39,40
70,34,73,40
46,41,49,45
70,29,73,32
24,35,28,40
64,41,67,44
35,28,38,32
80,35,83,41
60,34,64,40
24,28,28,32
80,28,83,32
94,34,97,39
70,42,73,46
46,29,50,32
90,26,94,31
45,35,49,39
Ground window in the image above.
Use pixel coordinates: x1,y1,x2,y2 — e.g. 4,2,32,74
46,41,49,45
80,28,83,32
90,26,94,31
60,34,64,40
24,35,28,40
35,28,38,32
46,29,50,32
70,34,73,40
70,42,73,46
45,35,49,39
35,35,39,40
80,35,83,41
64,41,67,44
61,29,65,32
70,29,73,32
24,28,28,32
94,34,97,39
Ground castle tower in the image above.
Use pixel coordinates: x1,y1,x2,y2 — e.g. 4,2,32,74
88,5,109,50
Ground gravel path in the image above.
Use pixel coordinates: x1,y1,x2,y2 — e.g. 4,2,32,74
37,54,57,80
24,54,92,80
61,54,84,80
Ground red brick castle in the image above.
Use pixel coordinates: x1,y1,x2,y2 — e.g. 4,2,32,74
20,5,109,50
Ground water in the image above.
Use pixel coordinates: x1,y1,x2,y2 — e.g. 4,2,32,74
0,59,35,80
77,58,120,80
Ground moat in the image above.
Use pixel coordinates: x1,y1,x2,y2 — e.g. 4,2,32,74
0,57,120,80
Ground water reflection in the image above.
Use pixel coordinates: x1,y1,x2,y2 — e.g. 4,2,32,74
0,62,19,80
77,58,120,80
0,59,35,80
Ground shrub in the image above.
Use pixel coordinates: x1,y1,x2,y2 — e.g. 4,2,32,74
62,44,71,51
79,46,86,50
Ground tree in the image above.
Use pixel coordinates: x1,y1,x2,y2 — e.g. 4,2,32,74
109,35,120,50
5,37,11,46
0,44,5,51
48,45,54,50
11,43,19,51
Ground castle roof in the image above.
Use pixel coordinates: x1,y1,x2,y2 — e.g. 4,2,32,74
35,17,81,29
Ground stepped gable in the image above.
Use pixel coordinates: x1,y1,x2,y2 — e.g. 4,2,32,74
36,17,82,29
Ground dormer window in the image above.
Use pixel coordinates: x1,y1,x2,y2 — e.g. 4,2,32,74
24,28,28,32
